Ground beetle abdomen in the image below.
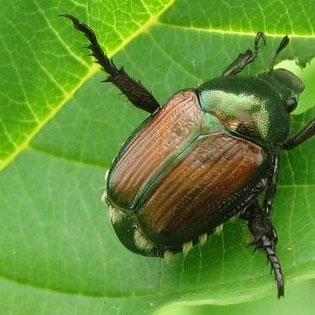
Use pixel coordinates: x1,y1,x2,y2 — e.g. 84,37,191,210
137,134,268,246
107,89,203,209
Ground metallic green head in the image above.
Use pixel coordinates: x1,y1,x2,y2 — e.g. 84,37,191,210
258,68,305,113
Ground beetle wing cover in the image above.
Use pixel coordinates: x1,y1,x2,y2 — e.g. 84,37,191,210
107,89,203,209
138,134,268,245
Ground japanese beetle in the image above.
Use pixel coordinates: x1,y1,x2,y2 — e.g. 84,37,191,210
63,16,315,298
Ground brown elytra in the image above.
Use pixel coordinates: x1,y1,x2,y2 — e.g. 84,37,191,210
107,90,203,209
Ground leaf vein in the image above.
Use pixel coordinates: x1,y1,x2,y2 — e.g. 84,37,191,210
32,0,90,68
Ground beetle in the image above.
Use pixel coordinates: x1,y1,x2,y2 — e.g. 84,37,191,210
63,15,315,298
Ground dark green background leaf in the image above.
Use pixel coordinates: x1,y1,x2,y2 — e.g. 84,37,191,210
0,0,315,314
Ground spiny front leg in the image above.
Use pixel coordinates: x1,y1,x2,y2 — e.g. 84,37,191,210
222,32,266,76
62,14,160,113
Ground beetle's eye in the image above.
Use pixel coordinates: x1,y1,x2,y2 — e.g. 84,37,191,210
286,96,298,112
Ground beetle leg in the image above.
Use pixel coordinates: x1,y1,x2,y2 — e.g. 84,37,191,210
61,14,160,113
269,35,290,70
263,153,279,216
242,201,284,298
281,119,315,149
222,32,266,76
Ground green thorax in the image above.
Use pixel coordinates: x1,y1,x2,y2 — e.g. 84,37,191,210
197,76,291,148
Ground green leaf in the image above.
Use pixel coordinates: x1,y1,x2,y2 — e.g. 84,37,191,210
0,0,315,314
160,280,315,315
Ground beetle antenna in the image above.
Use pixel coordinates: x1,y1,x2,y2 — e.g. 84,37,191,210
259,235,284,298
270,35,290,70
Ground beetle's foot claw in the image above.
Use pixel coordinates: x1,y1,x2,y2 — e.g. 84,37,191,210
60,14,80,27
254,235,284,298
255,31,266,49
